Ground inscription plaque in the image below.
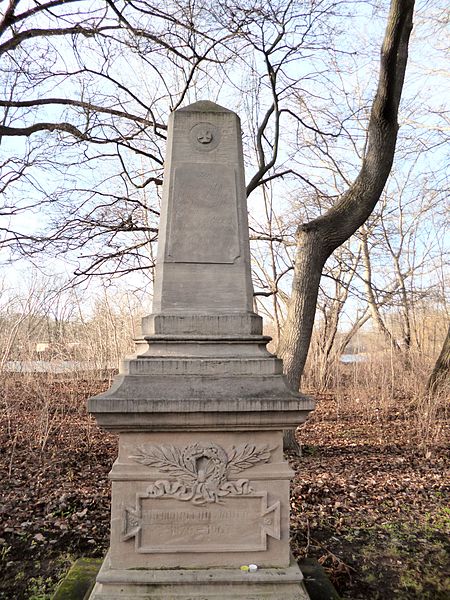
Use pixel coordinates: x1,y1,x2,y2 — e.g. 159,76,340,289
166,164,240,264
123,492,280,553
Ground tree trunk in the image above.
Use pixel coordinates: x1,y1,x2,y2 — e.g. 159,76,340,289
427,323,450,395
283,428,302,456
279,232,324,453
278,0,415,453
361,229,401,351
278,229,325,389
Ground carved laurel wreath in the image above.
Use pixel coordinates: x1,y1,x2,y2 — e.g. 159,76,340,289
130,442,273,505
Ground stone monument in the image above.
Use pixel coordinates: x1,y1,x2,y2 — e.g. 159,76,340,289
88,100,315,599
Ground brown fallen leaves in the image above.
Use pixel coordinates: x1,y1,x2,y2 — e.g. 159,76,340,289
290,392,449,599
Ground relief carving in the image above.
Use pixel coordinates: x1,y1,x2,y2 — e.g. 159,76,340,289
130,442,273,505
189,121,220,151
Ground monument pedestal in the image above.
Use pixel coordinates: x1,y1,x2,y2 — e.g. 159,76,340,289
88,101,314,599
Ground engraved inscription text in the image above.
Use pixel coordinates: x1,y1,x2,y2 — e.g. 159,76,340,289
122,493,280,553
167,164,240,263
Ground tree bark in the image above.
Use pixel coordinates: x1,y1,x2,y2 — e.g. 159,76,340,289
427,323,450,395
279,0,415,452
279,229,325,389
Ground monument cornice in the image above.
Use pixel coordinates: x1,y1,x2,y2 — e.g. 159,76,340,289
88,401,313,432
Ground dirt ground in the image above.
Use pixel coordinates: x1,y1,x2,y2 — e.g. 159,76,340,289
0,375,448,599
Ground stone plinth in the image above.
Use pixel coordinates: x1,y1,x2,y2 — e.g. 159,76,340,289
88,100,314,599
90,557,309,599
109,431,290,569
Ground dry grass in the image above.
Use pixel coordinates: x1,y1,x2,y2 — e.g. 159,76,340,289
302,349,449,453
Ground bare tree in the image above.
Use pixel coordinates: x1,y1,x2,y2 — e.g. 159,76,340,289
278,0,415,388
0,0,244,278
5,1,395,288
2,2,446,405
308,243,363,390
272,0,415,451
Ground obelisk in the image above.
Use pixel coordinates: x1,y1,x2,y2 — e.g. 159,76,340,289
142,100,261,336
88,101,314,599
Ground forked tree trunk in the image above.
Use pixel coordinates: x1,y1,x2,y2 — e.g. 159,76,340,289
279,0,415,452
361,229,401,351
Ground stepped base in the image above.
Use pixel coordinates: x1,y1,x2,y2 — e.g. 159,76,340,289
89,554,310,599
88,331,315,432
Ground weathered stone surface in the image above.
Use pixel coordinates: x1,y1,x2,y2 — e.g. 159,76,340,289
167,164,239,264
52,558,101,600
89,337,314,429
121,356,282,376
90,554,310,600
54,556,337,600
106,431,291,570
141,313,263,336
87,100,314,599
299,558,342,600
150,100,254,317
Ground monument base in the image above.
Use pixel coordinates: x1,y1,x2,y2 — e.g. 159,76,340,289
89,553,310,599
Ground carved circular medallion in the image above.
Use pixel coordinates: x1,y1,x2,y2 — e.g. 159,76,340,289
189,122,220,151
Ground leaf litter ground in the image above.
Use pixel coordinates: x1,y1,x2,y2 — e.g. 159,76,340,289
0,376,448,599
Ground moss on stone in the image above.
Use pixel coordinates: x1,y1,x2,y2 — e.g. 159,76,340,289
51,558,102,600
299,558,341,600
